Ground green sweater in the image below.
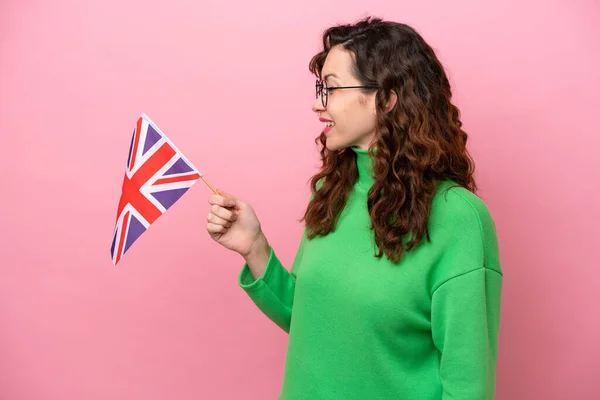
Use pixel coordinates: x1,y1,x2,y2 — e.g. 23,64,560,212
238,146,503,400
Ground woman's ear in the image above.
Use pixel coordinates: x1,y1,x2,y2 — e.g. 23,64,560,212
384,90,398,113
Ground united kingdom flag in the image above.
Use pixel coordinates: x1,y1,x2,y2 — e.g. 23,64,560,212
110,113,201,265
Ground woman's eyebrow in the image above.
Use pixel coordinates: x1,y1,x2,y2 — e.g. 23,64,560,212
323,73,340,81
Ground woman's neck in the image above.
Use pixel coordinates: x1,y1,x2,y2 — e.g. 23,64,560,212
350,146,374,190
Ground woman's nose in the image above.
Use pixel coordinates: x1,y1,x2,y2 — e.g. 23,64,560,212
312,96,325,112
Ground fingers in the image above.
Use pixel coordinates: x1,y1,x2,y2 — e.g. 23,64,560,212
206,222,227,234
209,191,236,208
207,211,233,228
206,189,239,238
209,204,237,222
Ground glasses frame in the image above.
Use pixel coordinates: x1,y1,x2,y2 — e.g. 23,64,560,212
315,79,378,108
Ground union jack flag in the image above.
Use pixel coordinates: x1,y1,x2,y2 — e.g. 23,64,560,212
110,113,201,265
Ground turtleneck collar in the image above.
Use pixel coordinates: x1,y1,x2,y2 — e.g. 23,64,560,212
350,146,374,190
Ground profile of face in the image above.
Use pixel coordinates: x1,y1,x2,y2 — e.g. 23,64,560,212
312,45,395,151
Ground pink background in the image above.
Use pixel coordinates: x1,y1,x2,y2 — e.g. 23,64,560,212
1,0,599,399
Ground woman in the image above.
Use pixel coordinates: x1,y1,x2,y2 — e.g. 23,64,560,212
206,16,502,400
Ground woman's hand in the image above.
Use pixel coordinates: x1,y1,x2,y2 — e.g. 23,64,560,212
206,190,265,258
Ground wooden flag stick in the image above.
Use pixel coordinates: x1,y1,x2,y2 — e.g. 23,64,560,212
200,175,220,195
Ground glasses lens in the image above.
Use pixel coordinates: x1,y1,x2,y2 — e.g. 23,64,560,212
315,80,327,107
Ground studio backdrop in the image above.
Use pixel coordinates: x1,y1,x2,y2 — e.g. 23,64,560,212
1,0,598,399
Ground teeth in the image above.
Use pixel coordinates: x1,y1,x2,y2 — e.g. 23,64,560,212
323,121,334,127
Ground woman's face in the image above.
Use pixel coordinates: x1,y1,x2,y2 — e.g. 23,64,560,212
311,45,379,151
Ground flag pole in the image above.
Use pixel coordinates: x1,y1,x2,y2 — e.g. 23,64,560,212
200,175,220,195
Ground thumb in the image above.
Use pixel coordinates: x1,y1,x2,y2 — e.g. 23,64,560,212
216,189,243,209
216,189,235,200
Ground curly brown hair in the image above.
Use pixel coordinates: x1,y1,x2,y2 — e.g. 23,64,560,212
301,16,477,264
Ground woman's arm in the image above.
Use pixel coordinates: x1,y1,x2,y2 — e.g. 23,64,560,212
238,232,307,333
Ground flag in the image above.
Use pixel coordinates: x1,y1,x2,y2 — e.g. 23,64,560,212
110,113,201,265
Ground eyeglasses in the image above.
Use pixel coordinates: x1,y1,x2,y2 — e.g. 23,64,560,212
315,79,378,108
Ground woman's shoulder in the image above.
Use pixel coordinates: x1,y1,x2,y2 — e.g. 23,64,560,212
429,180,502,292
431,180,497,237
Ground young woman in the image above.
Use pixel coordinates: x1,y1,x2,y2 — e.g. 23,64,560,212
206,16,502,400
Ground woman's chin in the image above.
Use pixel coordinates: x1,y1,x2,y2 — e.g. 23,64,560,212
324,136,344,152
325,141,341,152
